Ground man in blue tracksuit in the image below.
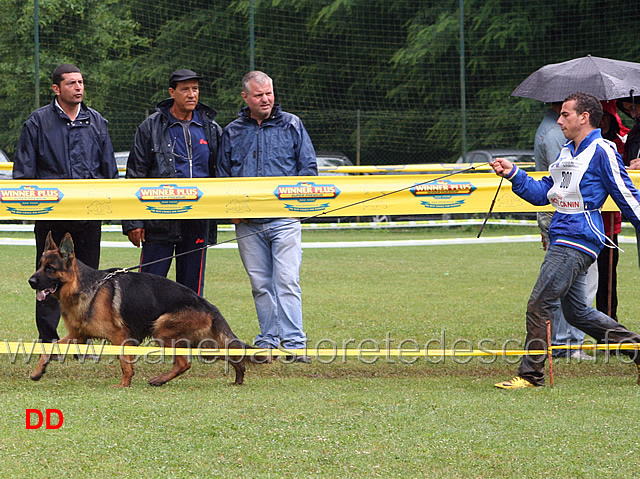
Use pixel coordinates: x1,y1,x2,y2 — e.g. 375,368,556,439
534,102,598,360
491,92,640,389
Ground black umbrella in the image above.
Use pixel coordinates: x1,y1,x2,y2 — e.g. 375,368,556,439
511,55,640,102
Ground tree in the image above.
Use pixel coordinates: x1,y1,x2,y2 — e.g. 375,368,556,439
0,0,147,154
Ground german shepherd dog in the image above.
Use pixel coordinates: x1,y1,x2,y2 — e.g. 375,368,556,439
28,231,255,387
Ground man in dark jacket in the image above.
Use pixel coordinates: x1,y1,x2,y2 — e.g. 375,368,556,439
13,63,118,343
122,69,221,295
617,96,640,269
617,96,640,166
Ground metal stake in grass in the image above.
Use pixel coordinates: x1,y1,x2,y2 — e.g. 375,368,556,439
546,318,554,388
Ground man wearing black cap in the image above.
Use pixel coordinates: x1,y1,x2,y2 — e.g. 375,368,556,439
122,69,222,295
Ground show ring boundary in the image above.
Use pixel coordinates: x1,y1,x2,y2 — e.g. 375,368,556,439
2,167,639,364
2,342,639,360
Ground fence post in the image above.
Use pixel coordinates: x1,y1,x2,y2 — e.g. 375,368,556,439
459,0,467,162
34,0,40,109
356,109,361,167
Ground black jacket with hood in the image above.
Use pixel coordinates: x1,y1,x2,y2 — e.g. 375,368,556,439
122,99,222,244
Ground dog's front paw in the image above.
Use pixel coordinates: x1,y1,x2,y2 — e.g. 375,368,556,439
30,365,47,381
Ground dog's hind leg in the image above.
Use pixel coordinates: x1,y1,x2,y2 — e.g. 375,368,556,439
148,355,191,386
226,356,246,385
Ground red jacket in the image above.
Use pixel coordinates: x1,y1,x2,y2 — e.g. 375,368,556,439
601,101,629,236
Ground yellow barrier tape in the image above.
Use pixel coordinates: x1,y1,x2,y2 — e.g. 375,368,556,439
0,172,631,220
0,342,636,358
1,158,638,221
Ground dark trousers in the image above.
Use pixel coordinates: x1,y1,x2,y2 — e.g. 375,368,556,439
34,220,102,342
596,234,618,320
518,245,640,386
139,220,209,295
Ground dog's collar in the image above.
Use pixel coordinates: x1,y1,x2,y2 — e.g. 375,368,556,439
97,268,129,287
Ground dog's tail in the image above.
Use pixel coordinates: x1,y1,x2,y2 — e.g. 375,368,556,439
237,341,275,365
199,338,274,365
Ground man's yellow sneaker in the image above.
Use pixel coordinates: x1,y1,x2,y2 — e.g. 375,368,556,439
494,376,536,390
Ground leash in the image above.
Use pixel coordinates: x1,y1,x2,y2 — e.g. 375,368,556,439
121,163,490,272
477,176,503,238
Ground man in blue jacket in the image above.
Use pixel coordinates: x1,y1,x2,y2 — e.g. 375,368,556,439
218,71,317,362
122,69,221,295
535,102,597,360
491,92,640,389
13,63,118,343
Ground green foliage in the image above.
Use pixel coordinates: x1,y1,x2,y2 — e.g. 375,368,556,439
0,0,148,153
1,0,639,161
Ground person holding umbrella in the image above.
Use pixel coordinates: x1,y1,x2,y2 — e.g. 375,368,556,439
595,100,630,321
491,92,640,389
617,95,640,167
617,95,640,269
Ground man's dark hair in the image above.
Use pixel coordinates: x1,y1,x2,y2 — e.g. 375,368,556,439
565,92,603,127
600,111,620,141
52,64,81,86
617,96,640,120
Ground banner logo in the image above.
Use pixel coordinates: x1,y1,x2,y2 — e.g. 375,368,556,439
274,181,340,212
0,185,63,215
136,184,202,214
411,180,476,209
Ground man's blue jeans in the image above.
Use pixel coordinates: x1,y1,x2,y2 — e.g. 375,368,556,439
236,219,306,349
518,244,640,385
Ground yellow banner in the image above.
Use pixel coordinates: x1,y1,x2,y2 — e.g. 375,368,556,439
0,171,634,220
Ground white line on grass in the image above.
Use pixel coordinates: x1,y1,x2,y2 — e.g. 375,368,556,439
0,235,637,249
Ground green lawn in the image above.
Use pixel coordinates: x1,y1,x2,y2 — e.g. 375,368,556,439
1,224,639,477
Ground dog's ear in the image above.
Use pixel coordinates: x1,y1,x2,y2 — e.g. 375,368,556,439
44,231,57,252
59,233,75,262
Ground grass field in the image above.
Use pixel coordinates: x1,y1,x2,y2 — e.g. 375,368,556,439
1,223,640,478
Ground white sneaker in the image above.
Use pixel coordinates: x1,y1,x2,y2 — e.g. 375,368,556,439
569,349,595,361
